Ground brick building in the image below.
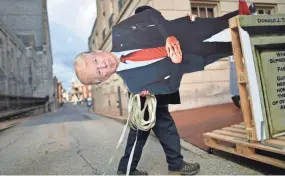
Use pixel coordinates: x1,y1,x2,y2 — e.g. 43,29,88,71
88,0,285,116
71,82,92,104
57,81,63,106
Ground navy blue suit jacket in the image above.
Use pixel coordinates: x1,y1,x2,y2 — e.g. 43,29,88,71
112,9,238,95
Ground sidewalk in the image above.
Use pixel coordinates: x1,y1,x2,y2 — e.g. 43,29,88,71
0,118,24,131
172,103,243,150
82,108,263,175
93,109,127,123
0,112,49,131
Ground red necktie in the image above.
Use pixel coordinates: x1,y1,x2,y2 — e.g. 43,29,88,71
120,46,168,63
239,0,251,15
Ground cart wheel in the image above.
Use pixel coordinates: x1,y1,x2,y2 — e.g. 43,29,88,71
207,148,214,154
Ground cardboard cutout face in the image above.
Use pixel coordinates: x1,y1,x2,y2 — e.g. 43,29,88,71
110,8,239,95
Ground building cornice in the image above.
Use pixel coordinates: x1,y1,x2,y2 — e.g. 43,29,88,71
88,18,97,45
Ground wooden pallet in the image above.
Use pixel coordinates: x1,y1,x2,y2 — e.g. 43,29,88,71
229,15,258,141
203,123,285,169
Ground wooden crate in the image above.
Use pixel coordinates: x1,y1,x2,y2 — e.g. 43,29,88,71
228,14,285,141
203,15,285,169
203,123,285,169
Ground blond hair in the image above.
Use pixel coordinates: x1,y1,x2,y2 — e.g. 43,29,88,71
74,51,102,85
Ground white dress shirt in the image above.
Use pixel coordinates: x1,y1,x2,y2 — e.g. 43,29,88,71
112,49,165,72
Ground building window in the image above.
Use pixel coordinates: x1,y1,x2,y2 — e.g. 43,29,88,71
0,38,2,67
109,13,114,28
102,28,106,40
255,4,276,15
29,76,32,84
11,48,14,58
1,51,4,68
191,3,217,18
118,0,124,12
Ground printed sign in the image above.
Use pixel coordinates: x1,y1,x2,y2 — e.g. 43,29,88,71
260,51,285,136
239,15,285,27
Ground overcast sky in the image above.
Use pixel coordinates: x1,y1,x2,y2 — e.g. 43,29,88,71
47,0,97,92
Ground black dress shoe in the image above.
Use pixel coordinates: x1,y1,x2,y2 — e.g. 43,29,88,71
231,95,241,108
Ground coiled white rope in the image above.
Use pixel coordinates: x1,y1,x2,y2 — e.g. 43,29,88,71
104,93,157,176
128,93,157,131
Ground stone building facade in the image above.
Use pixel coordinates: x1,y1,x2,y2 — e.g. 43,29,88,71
0,18,29,97
52,76,64,110
0,0,54,108
88,0,285,116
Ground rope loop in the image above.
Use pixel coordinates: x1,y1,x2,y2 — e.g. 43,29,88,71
127,93,157,131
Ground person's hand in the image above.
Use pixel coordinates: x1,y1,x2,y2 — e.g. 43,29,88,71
188,14,197,22
165,36,182,64
140,90,150,97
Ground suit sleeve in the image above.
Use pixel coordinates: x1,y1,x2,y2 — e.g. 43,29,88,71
139,72,182,95
149,9,173,39
141,80,171,95
170,10,238,23
125,76,175,95
217,10,239,20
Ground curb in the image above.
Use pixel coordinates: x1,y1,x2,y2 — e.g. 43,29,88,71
0,105,46,120
82,112,127,124
0,123,19,132
0,111,56,132
89,112,207,155
180,138,207,155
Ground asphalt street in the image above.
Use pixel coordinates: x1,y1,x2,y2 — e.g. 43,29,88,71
0,104,267,175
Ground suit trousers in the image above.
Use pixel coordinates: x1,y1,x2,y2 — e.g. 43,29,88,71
118,104,184,172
